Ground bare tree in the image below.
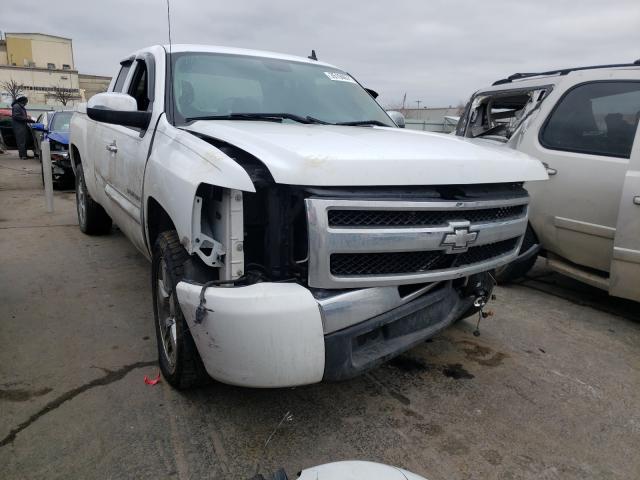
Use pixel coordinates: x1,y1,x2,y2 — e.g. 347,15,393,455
49,85,75,106
0,78,24,103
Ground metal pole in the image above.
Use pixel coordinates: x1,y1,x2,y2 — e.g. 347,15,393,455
41,139,54,212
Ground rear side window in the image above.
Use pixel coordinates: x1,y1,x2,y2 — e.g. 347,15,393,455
540,81,640,158
112,61,132,92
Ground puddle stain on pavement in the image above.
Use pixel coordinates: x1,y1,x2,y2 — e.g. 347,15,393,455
0,387,53,402
457,340,508,367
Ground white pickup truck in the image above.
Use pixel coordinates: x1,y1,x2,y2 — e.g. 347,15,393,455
69,44,546,389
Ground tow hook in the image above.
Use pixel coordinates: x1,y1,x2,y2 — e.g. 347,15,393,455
472,290,495,337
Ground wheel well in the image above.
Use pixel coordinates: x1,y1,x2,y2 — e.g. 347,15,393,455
70,144,81,169
147,198,176,249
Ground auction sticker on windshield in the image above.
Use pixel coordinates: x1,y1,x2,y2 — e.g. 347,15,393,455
324,72,356,83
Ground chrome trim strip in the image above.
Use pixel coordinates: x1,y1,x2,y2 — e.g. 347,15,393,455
319,197,529,211
306,197,528,289
315,282,443,334
613,246,640,264
325,217,526,253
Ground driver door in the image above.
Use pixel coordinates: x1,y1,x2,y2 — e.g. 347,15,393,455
93,60,133,204
99,55,157,253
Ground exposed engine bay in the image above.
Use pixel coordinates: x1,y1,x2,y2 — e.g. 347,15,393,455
187,131,529,293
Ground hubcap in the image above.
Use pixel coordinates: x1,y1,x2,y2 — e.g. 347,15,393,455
77,174,87,226
156,259,177,371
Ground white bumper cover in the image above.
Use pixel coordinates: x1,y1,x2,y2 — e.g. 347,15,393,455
176,281,325,388
298,461,427,479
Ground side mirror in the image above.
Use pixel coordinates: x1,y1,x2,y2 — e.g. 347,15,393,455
31,123,47,132
87,92,151,129
387,111,405,128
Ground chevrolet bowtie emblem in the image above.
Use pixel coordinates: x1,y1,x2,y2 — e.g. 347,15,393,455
441,222,478,253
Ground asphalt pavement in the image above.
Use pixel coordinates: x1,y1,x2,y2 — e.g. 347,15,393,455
1,152,639,480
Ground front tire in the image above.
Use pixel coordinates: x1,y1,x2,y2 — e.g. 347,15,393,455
152,230,208,389
75,163,112,235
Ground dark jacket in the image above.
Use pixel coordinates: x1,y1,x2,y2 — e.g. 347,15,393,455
11,102,31,124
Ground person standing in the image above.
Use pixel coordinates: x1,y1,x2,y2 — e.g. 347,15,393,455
11,96,34,159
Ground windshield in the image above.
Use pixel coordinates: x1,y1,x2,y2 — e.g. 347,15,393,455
49,112,72,132
170,52,395,127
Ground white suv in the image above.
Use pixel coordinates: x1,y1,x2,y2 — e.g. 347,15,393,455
456,61,640,302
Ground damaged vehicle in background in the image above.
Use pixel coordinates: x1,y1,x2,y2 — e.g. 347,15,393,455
69,44,546,389
456,61,640,301
32,111,75,189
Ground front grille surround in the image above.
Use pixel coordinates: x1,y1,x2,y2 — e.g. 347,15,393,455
306,196,528,289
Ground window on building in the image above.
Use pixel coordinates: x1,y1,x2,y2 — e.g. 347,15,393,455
47,63,55,69
541,81,640,158
112,61,132,92
128,60,150,111
62,64,71,70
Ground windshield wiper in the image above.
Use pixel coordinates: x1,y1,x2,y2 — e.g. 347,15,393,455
185,113,329,125
334,120,389,127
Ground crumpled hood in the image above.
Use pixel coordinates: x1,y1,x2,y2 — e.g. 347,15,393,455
183,121,547,186
47,131,69,146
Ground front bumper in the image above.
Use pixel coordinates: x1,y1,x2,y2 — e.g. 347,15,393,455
323,282,472,381
177,278,484,388
51,153,74,184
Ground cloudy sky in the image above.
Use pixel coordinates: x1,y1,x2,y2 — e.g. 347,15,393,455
3,0,640,107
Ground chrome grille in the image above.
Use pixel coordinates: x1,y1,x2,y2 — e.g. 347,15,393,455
328,205,526,228
306,195,528,289
331,251,450,276
457,238,519,266
330,238,519,276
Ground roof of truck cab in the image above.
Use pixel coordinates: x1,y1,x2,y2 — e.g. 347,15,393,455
153,44,340,69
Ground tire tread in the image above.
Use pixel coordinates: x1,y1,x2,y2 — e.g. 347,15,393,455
153,230,209,389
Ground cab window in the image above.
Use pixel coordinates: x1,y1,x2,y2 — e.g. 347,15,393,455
112,61,132,92
540,81,640,158
128,60,151,111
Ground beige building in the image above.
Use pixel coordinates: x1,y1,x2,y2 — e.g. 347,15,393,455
0,32,81,109
79,74,111,101
0,32,74,69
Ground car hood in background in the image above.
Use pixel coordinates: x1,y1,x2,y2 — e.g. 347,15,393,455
184,121,547,187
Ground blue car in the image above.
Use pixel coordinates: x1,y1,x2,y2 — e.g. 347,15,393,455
33,111,74,189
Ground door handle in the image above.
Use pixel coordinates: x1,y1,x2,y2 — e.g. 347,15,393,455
105,141,118,153
542,162,557,176
633,196,640,206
